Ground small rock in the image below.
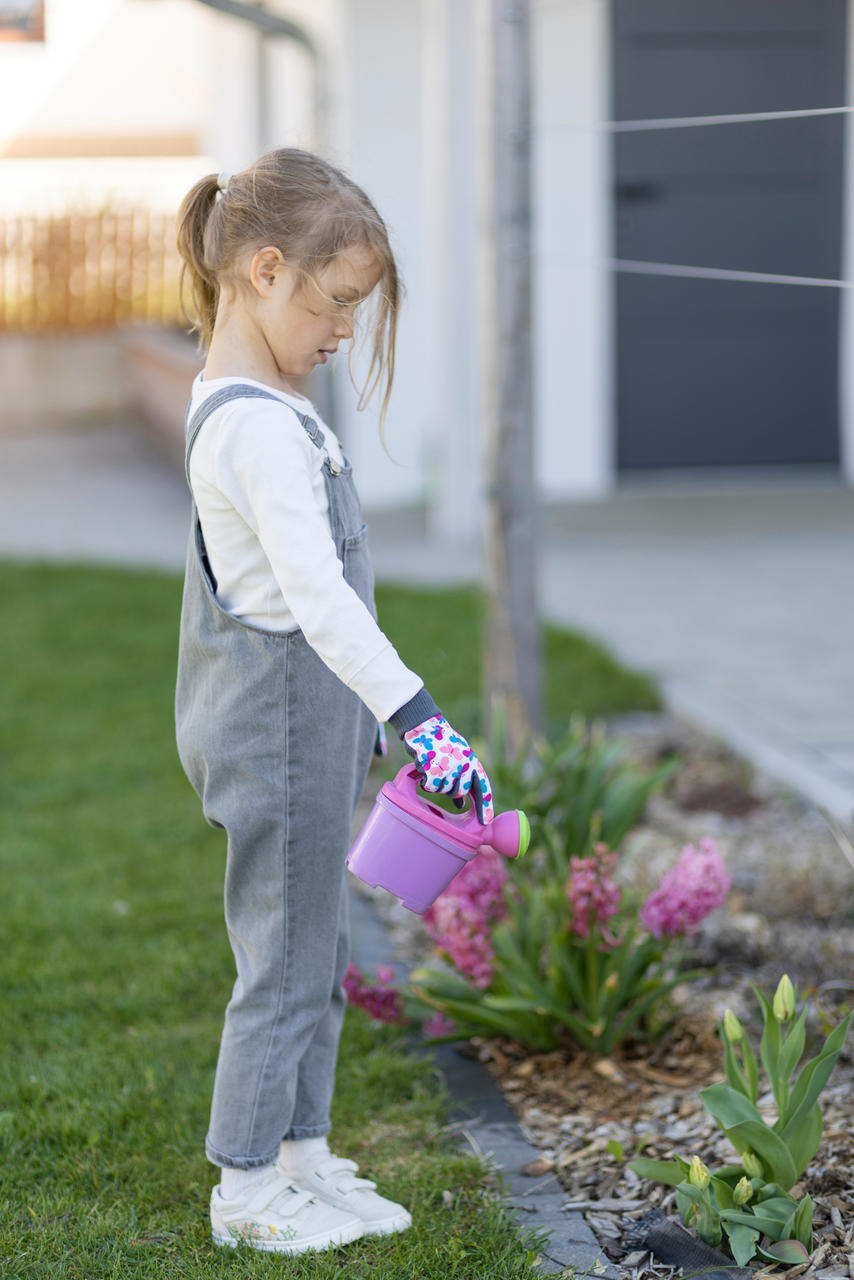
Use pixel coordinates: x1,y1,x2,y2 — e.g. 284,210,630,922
520,1157,554,1177
592,1058,625,1081
586,1215,622,1238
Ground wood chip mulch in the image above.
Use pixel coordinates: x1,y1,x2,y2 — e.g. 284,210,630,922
475,991,854,1279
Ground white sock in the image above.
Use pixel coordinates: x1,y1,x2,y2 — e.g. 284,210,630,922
219,1162,276,1200
278,1135,331,1172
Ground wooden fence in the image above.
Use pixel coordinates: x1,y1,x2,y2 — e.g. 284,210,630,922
0,208,186,332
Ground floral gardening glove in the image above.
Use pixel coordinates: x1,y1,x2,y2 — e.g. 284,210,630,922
402,714,494,824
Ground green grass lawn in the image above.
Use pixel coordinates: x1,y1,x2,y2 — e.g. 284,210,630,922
0,561,660,1278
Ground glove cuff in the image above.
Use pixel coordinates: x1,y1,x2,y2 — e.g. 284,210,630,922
388,687,442,738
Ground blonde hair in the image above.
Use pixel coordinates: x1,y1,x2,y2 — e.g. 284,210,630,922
175,147,400,421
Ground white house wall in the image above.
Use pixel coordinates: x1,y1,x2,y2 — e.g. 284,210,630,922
533,0,614,500
204,12,260,165
334,0,427,510
332,0,614,516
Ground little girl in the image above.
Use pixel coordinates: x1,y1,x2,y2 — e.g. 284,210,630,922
173,147,493,1255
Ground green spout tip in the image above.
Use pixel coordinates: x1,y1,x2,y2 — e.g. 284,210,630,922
516,810,530,857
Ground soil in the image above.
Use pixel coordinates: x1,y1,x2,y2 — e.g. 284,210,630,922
357,712,854,1279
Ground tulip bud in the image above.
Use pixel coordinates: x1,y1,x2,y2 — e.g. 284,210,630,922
723,1008,744,1042
742,1151,764,1180
733,1177,753,1206
688,1156,711,1190
772,974,796,1022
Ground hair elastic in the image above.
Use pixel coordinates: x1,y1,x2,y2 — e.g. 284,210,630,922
216,171,233,194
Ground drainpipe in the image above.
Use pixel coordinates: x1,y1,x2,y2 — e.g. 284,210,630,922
191,0,328,151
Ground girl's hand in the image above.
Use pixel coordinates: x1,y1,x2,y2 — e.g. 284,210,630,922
403,715,494,824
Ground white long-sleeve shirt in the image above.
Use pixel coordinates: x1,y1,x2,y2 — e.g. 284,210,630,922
187,373,423,722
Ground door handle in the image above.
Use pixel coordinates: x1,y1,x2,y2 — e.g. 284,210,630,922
615,180,664,204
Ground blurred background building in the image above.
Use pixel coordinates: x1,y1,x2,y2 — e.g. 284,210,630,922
1,0,853,537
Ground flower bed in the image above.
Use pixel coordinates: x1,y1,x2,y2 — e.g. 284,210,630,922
349,709,854,1278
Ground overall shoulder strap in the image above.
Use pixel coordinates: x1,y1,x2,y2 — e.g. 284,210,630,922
184,384,326,487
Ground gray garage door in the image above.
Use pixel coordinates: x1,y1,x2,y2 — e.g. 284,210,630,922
612,0,846,470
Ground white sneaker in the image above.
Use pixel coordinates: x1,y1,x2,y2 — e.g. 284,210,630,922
278,1153,412,1237
210,1166,364,1253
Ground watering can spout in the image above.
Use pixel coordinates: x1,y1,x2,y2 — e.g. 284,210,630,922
483,809,530,859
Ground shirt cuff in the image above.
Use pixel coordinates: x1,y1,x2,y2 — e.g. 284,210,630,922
388,687,442,738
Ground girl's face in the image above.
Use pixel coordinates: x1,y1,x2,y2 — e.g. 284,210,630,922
251,242,382,379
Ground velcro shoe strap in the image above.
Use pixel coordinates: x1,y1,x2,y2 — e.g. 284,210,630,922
314,1156,377,1194
249,1179,315,1218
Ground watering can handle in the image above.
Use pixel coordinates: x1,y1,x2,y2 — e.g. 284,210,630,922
391,764,486,834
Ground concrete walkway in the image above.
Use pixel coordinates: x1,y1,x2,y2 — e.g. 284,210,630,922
1,424,852,827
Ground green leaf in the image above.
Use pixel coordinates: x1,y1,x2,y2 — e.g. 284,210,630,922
782,1101,823,1184
719,1208,791,1239
709,1176,735,1210
784,1194,814,1249
723,1221,760,1267
676,1183,722,1247
757,1239,811,1264
413,993,549,1046
780,1013,852,1171
599,968,699,1055
700,1082,798,1189
606,1139,624,1162
628,1157,688,1187
752,1196,803,1224
605,932,666,1018
755,1182,794,1202
754,984,785,1117
740,1030,760,1104
721,1026,752,1099
775,1008,807,1119
407,968,480,1001
715,1164,755,1185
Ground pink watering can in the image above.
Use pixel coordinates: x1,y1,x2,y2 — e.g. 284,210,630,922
346,764,530,915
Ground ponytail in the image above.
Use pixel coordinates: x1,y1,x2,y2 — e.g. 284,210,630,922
175,173,222,352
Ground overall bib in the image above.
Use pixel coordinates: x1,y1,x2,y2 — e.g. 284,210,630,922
175,384,377,1169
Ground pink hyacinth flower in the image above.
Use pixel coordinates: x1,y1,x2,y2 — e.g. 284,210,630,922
423,847,511,989
422,1012,456,1037
343,961,404,1023
640,837,731,938
566,842,622,945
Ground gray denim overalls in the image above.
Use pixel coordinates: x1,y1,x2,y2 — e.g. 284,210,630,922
175,384,377,1170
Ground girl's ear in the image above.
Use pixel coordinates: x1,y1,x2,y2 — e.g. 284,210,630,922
250,245,286,295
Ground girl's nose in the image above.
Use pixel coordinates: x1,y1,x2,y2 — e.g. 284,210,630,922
334,312,355,340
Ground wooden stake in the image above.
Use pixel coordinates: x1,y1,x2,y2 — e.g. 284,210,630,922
477,0,542,756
